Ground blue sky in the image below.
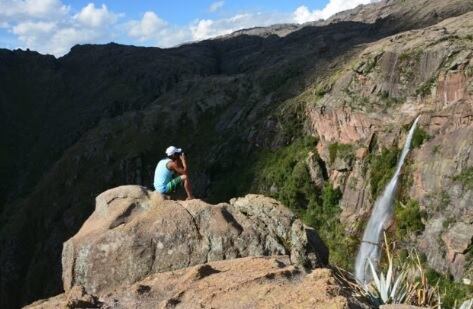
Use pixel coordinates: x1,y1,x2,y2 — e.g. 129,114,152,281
0,0,378,56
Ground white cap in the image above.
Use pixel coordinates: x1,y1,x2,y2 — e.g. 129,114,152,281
165,146,182,156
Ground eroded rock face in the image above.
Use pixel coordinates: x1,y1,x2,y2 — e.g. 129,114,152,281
27,256,367,309
61,186,327,295
411,125,473,280
307,106,378,145
306,151,326,190
302,10,473,281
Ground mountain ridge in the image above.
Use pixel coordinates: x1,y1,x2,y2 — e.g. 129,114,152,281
1,0,473,307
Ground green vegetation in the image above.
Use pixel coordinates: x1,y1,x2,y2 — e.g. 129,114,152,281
363,57,378,74
360,236,442,308
416,77,436,97
302,184,359,269
452,167,473,190
353,56,378,75
314,81,332,97
399,49,422,63
216,135,357,269
399,51,411,62
394,199,425,239
411,126,430,148
425,268,473,308
251,137,319,211
378,90,402,109
367,147,400,197
328,142,354,164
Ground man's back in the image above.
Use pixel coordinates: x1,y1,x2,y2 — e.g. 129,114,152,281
154,158,172,193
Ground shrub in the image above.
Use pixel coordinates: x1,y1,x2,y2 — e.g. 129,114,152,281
452,167,473,191
394,199,425,239
328,142,354,163
431,145,441,155
416,77,436,97
411,127,430,149
368,148,400,198
399,51,410,62
425,269,472,308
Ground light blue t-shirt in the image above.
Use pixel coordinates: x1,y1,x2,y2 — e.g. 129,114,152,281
154,159,173,193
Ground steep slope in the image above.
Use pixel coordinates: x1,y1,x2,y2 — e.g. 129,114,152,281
301,10,473,305
26,186,362,309
1,0,473,307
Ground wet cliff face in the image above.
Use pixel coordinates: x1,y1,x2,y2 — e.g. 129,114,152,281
2,0,473,307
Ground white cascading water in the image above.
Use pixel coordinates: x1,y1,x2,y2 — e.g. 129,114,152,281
355,116,420,283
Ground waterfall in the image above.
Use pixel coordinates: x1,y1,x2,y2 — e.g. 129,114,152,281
354,116,420,283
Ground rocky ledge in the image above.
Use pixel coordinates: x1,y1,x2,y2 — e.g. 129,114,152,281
27,186,340,307
27,255,369,308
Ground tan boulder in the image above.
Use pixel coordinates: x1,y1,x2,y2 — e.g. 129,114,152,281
61,186,328,295
27,256,368,309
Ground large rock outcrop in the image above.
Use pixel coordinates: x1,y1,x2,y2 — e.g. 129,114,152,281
61,186,328,295
27,256,366,309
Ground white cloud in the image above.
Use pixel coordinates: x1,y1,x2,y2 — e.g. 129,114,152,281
74,3,118,28
12,18,112,55
5,1,121,56
12,21,56,47
1,0,382,56
48,27,100,55
190,19,214,40
0,0,69,22
127,11,167,41
293,0,380,24
190,12,290,41
209,1,225,13
190,14,251,40
126,11,192,47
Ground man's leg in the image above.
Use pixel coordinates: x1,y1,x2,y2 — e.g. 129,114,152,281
180,174,194,200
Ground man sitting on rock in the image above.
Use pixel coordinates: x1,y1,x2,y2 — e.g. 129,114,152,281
154,146,194,200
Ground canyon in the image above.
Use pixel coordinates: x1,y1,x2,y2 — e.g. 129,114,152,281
1,0,473,307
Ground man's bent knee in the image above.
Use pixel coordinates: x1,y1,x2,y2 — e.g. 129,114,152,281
181,174,188,181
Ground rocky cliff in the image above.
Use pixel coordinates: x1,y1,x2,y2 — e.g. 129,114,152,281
2,0,473,307
25,186,360,308
61,186,326,294
304,10,473,285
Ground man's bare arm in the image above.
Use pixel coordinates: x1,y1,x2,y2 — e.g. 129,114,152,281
180,153,188,171
168,159,187,175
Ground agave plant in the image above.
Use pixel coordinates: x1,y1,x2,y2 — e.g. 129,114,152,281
365,257,408,305
361,233,409,306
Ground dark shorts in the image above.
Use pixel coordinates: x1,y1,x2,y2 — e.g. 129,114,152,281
165,176,183,193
